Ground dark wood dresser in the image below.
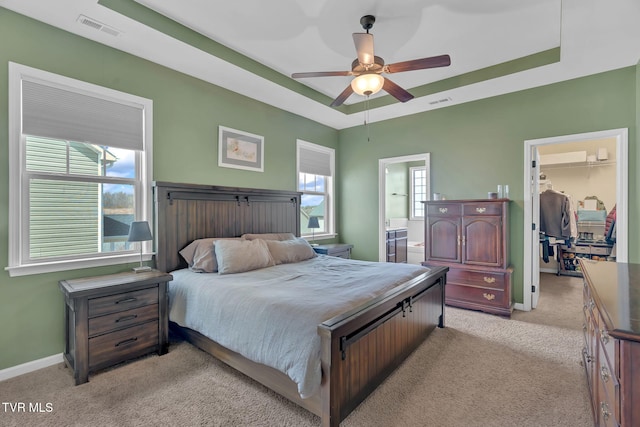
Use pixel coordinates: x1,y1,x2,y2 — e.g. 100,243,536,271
422,199,512,316
386,228,408,263
59,270,173,385
580,260,640,426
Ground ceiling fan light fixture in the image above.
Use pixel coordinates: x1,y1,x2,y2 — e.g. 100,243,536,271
351,73,384,96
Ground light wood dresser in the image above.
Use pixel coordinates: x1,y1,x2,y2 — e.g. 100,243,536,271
59,270,173,385
580,260,640,426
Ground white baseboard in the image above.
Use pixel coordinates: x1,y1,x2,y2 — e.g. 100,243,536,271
513,302,525,311
0,353,63,382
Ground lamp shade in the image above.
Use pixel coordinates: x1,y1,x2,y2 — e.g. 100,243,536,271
308,216,320,229
127,221,152,242
351,73,384,96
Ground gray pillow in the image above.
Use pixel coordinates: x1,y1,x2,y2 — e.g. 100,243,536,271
265,238,317,265
179,237,241,273
214,239,275,274
241,232,296,241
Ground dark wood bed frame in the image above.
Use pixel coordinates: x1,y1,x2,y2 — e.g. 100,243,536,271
153,181,447,427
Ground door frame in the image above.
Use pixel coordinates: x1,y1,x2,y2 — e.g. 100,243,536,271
521,128,628,311
378,153,430,262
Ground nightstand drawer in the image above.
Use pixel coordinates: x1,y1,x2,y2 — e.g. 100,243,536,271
89,320,159,369
89,304,159,337
88,287,158,317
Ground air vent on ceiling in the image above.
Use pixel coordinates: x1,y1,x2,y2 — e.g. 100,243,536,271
429,97,452,105
77,15,121,37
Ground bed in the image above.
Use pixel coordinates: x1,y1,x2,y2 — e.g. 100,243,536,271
153,182,448,427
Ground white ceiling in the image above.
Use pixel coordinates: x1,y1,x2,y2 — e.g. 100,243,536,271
2,0,640,129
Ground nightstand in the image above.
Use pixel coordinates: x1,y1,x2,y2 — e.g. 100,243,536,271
59,269,173,385
313,243,353,259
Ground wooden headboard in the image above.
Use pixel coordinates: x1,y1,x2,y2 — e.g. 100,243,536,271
153,182,302,273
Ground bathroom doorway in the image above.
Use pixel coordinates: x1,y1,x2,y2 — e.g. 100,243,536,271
378,153,430,263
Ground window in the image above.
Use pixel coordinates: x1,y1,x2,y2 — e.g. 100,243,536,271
297,140,335,238
7,63,153,276
410,166,427,220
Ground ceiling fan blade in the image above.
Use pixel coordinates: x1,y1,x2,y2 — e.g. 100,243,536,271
352,33,375,65
382,77,414,103
292,71,351,78
330,84,354,107
385,54,451,73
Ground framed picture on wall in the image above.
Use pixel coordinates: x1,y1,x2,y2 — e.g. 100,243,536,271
218,126,264,172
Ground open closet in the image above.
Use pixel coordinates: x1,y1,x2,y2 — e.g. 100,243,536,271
537,137,617,277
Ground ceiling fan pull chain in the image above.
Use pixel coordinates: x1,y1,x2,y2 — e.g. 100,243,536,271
365,96,371,142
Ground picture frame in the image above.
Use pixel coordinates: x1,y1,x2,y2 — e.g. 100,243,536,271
218,126,264,172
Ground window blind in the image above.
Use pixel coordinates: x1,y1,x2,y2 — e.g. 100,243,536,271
299,145,332,176
22,80,144,151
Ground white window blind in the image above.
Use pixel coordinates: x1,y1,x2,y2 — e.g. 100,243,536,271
298,144,332,177
22,80,144,150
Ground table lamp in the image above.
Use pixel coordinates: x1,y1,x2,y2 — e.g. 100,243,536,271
127,220,152,273
308,216,320,246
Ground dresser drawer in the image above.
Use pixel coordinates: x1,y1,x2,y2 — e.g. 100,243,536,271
597,337,620,424
590,246,611,256
89,320,159,369
463,202,502,216
427,203,461,216
447,268,506,290
394,229,408,239
445,283,509,309
89,304,158,337
88,287,158,317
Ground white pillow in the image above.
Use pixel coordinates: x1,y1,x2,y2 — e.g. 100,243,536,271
265,238,317,265
214,239,275,274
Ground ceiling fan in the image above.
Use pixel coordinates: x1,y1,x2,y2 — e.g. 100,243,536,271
291,15,451,107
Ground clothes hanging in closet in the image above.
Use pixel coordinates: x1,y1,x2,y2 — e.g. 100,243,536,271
540,189,572,239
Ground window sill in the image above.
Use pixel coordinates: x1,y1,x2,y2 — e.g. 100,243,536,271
303,233,337,242
5,253,155,277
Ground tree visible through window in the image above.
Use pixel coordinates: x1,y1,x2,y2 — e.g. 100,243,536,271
297,140,334,237
7,62,152,276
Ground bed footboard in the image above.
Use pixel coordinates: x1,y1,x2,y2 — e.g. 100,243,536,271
318,267,447,427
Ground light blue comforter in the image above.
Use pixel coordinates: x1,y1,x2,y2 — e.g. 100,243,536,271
169,255,430,398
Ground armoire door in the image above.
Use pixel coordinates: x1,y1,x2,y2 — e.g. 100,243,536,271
426,217,461,263
462,216,502,266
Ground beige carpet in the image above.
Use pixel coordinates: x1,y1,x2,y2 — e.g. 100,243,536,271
1,273,592,426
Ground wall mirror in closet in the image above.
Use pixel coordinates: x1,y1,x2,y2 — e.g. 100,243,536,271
523,128,628,311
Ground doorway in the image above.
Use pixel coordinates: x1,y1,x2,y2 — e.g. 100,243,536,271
378,153,431,262
521,128,628,311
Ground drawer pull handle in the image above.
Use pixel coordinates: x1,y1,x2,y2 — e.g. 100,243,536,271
600,329,610,344
115,314,138,323
475,207,486,213
600,402,610,421
483,276,496,284
600,365,610,382
438,207,448,213
582,348,592,364
115,297,137,304
115,337,138,347
482,293,496,301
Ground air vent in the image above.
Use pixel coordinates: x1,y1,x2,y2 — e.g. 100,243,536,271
428,97,452,105
77,15,121,37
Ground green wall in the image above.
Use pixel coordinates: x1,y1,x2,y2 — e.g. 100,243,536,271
338,67,638,305
0,9,337,370
1,7,638,371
